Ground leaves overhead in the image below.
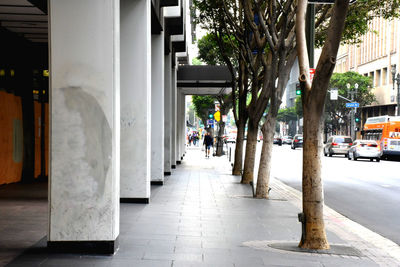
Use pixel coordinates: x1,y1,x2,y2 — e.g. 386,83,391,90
325,71,375,128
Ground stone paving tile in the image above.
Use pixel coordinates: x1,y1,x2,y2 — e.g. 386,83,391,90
143,252,203,262
107,259,171,267
172,260,234,267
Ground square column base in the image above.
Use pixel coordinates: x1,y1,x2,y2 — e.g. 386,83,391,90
120,198,150,204
47,237,119,255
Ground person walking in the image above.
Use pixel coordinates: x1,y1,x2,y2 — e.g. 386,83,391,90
203,132,213,158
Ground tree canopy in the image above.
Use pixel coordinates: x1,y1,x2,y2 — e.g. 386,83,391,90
324,71,375,132
191,95,215,126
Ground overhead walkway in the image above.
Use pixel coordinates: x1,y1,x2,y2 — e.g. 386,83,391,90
177,65,233,95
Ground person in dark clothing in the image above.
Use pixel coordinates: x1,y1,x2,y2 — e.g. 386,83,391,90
203,132,213,158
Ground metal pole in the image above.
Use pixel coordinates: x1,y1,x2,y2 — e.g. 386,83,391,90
397,75,400,116
306,4,315,68
350,91,354,139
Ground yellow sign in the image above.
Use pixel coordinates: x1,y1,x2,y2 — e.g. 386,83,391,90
214,111,221,122
43,70,49,77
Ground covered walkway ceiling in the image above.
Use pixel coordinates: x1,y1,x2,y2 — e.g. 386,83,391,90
177,65,233,95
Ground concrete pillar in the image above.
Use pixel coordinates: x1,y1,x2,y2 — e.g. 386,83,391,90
164,53,172,175
151,32,164,184
181,93,186,159
171,66,177,169
176,90,182,164
48,0,120,253
120,0,151,203
177,92,185,162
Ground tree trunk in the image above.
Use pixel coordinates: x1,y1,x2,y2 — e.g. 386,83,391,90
232,120,245,175
216,120,225,156
296,0,349,250
255,114,276,198
241,120,258,184
299,107,329,249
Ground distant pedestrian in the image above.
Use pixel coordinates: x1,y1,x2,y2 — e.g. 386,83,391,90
188,134,192,146
203,132,213,158
193,133,197,146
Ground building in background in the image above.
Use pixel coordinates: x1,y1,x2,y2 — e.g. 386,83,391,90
335,17,400,122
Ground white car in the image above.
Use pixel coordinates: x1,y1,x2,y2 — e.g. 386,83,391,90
347,140,382,162
282,136,293,144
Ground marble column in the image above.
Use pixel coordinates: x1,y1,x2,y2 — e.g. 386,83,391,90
120,0,151,203
151,32,164,184
48,0,120,253
163,53,172,175
171,65,177,169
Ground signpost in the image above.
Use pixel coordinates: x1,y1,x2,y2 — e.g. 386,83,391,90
222,115,227,122
345,102,359,108
214,111,221,122
207,119,214,128
330,88,338,100
309,68,316,82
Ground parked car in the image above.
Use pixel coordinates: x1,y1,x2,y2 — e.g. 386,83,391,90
291,134,303,149
273,136,282,146
282,136,293,145
324,135,353,157
347,140,382,162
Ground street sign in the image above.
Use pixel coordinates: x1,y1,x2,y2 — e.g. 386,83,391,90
207,119,214,126
309,68,315,82
222,115,227,122
214,111,221,122
346,102,359,108
330,88,338,100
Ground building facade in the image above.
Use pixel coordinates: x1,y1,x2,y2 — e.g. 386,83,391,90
335,17,400,121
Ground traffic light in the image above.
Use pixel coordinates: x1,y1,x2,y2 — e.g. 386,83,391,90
295,83,302,96
355,116,360,123
207,109,214,119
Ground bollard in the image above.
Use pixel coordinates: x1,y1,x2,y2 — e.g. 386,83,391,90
249,181,255,197
298,212,306,243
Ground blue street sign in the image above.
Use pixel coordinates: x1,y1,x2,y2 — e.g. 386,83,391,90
346,102,359,108
207,119,214,126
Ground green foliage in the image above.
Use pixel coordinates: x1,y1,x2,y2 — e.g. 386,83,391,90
197,33,237,66
315,0,400,47
277,107,297,123
192,57,203,65
197,33,223,65
325,71,375,129
192,95,215,125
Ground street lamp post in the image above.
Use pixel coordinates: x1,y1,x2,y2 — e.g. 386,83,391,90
346,83,358,140
391,64,400,116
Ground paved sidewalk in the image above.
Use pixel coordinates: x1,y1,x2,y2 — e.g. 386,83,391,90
6,147,400,266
